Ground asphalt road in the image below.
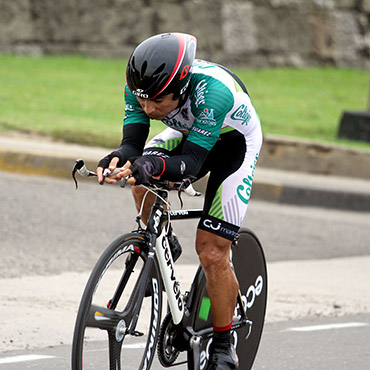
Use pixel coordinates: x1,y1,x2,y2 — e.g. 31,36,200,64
1,171,370,278
1,171,370,369
2,314,370,370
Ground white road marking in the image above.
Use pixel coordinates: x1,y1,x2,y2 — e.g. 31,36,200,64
85,342,147,353
0,354,55,364
284,322,369,332
123,342,146,349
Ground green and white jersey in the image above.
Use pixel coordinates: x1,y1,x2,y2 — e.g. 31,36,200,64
124,59,261,152
122,59,263,232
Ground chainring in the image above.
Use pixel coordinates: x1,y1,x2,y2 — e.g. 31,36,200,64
157,312,180,367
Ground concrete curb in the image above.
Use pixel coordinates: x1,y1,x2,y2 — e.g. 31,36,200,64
259,134,370,180
251,179,370,213
0,134,369,212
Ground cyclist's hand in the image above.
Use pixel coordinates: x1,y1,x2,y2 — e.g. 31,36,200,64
117,156,164,185
97,156,121,184
116,161,136,185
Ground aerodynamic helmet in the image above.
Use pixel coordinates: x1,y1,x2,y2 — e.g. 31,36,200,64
126,33,197,99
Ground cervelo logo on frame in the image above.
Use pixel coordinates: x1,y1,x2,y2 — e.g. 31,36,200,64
161,237,183,311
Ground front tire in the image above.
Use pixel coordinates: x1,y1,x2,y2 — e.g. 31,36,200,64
71,233,163,370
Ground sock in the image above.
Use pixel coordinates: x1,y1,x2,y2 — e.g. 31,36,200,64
212,322,232,343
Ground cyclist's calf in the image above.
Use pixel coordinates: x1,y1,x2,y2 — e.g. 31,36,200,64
195,229,239,328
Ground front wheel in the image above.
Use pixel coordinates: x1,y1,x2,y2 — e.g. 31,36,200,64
71,233,163,370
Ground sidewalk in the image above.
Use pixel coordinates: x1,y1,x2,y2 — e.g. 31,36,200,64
0,133,369,212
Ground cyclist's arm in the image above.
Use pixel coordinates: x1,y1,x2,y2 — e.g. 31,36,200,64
112,123,149,165
159,140,209,181
117,141,209,185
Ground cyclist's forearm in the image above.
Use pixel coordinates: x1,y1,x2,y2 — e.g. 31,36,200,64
113,123,149,166
161,142,209,181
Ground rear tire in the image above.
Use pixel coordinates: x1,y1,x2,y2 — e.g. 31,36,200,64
187,228,267,370
71,233,163,370
231,228,267,369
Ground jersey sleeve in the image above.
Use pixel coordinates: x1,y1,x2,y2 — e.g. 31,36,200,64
187,77,234,151
123,85,150,127
160,78,235,180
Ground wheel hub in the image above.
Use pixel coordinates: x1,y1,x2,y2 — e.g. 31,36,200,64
115,319,127,342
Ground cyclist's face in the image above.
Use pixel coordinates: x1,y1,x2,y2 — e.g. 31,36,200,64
137,94,178,120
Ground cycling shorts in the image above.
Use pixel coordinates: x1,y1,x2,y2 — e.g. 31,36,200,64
144,127,262,241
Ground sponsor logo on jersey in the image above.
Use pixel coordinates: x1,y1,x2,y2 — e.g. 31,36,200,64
202,219,238,239
231,104,251,126
198,108,216,126
180,160,186,174
163,117,189,131
199,108,214,120
236,153,258,204
192,126,212,137
181,107,189,120
194,80,208,107
125,104,135,112
142,150,169,158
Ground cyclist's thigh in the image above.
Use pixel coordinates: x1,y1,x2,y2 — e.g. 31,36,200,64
198,130,262,240
144,127,185,157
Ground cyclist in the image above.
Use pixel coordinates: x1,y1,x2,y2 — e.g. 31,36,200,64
97,32,262,370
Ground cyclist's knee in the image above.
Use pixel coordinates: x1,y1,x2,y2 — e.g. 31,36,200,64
131,184,146,199
196,229,231,270
131,185,155,224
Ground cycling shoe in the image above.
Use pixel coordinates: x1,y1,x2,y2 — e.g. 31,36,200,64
205,339,239,370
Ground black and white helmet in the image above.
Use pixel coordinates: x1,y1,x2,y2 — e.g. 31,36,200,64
126,33,197,99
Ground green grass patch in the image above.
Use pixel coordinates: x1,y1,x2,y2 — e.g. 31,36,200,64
233,66,370,149
0,55,369,150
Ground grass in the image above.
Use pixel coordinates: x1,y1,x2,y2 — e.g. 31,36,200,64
0,54,369,150
233,67,370,149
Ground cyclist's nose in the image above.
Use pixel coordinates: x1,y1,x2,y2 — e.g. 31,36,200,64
142,100,156,116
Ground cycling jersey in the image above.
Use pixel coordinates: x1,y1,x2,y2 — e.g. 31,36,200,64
115,59,263,240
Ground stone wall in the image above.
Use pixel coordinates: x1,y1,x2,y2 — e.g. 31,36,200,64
0,0,369,68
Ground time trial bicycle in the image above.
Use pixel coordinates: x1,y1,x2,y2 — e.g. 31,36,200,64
71,159,267,370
